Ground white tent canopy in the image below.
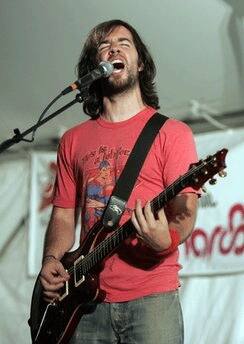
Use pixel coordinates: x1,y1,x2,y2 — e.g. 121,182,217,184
0,0,244,147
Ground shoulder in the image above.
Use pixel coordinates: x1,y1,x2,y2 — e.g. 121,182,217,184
155,116,195,153
163,117,193,136
59,118,97,146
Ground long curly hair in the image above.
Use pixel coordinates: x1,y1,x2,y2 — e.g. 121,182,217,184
77,19,160,117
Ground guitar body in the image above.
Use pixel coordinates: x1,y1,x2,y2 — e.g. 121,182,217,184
29,149,228,344
29,222,107,344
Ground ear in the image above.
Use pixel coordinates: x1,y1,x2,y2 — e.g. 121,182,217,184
138,62,144,72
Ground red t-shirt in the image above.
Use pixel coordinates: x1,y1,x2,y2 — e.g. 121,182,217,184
53,106,199,302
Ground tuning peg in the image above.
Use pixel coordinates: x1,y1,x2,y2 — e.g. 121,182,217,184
209,178,217,185
218,170,227,178
202,170,208,175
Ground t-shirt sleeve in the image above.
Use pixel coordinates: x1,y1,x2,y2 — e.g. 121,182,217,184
162,120,200,194
52,134,77,208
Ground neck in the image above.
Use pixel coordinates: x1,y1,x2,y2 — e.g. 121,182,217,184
101,85,145,122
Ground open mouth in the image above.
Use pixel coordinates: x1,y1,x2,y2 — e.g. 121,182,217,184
111,60,125,73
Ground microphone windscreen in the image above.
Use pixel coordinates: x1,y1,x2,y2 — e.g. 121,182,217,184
99,61,114,77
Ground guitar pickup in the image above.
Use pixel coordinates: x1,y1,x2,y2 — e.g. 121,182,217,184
74,255,85,287
58,270,69,301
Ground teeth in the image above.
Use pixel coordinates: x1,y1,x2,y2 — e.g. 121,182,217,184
111,59,124,64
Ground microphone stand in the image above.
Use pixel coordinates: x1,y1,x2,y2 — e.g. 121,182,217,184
0,92,85,154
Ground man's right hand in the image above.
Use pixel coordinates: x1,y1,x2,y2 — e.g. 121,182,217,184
40,257,70,302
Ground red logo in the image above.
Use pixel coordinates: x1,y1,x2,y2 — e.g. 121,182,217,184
184,203,244,257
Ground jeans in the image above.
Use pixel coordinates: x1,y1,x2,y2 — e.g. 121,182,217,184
69,290,184,344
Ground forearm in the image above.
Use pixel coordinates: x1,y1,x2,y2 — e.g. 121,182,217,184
43,206,76,260
166,193,198,244
129,192,199,254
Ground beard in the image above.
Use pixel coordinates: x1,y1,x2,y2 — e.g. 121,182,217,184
101,69,139,96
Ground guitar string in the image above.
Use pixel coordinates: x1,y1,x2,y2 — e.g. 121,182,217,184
64,156,220,279
65,158,211,277
84,156,221,271
65,161,206,278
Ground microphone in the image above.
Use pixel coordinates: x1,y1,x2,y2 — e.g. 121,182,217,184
61,61,114,95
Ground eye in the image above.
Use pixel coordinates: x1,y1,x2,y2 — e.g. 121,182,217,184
120,42,130,48
98,43,110,52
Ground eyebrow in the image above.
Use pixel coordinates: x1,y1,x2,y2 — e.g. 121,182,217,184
98,37,133,46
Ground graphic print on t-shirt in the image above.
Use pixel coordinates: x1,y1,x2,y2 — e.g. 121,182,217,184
81,145,131,236
85,160,114,228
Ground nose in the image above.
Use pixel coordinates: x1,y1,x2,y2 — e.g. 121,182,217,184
108,44,120,56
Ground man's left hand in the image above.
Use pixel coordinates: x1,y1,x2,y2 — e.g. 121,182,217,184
131,199,172,252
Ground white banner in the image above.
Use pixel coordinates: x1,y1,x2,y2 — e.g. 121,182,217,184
28,151,57,276
180,129,244,275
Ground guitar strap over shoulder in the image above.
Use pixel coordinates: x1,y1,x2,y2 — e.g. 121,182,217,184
102,112,168,229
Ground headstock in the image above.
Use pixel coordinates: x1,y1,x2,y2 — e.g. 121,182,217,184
187,149,228,189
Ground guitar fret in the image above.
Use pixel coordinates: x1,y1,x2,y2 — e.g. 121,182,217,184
91,254,95,267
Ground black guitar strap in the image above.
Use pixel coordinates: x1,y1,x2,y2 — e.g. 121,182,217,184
102,112,168,229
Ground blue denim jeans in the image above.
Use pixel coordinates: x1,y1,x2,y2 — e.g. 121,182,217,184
69,290,184,344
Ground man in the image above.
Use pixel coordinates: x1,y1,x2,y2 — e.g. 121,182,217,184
40,19,199,343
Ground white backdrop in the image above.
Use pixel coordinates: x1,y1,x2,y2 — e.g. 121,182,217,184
0,128,243,344
180,132,244,276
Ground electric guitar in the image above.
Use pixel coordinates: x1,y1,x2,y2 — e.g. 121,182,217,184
29,148,228,344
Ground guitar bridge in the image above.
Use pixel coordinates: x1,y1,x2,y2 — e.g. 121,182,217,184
74,255,85,287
